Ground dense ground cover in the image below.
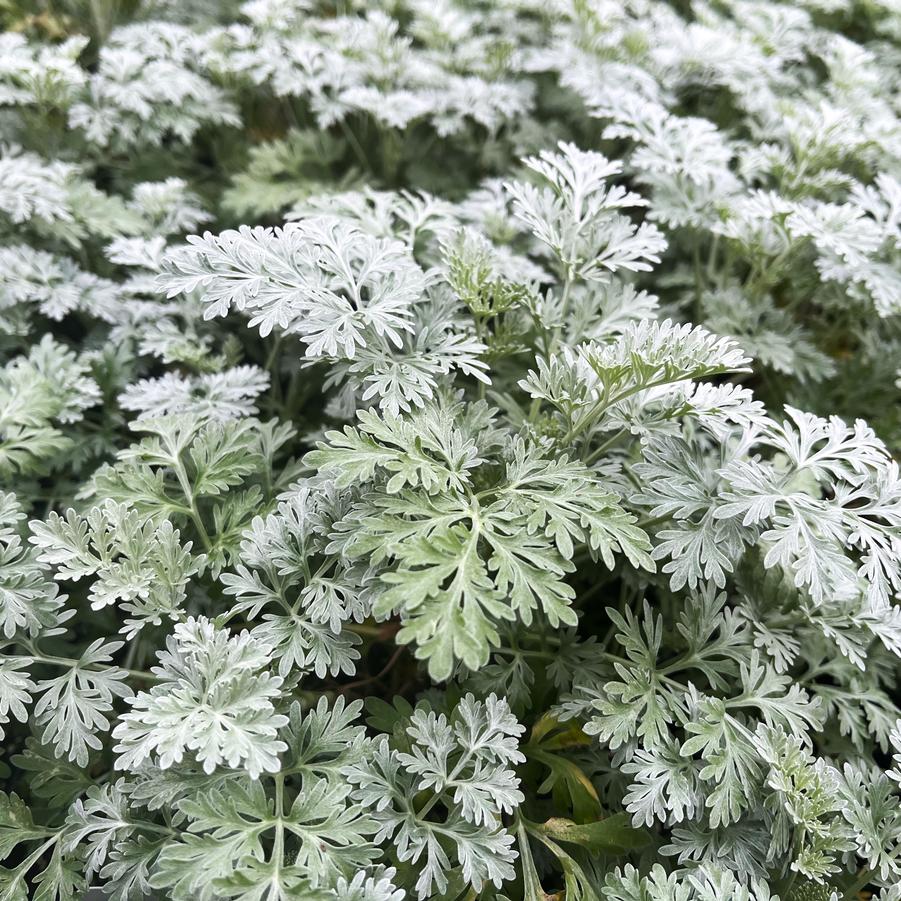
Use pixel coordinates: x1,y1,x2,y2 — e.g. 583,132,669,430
1,1,901,899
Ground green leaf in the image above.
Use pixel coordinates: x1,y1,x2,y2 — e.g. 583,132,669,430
0,867,28,901
378,524,507,681
0,792,49,856
33,842,84,901
533,813,650,854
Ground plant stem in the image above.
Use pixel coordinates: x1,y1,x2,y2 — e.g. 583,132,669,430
272,773,285,876
171,453,212,552
549,269,574,354
17,650,162,683
842,867,873,901
584,427,628,465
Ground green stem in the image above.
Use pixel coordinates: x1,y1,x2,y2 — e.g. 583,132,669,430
692,241,704,321
417,749,474,820
272,774,285,876
549,269,575,354
338,117,372,174
16,650,162,684
171,454,212,552
584,427,628,465
474,315,488,399
842,867,873,901
636,513,669,531
19,835,61,881
706,233,720,279
264,334,284,405
563,373,689,446
346,622,387,638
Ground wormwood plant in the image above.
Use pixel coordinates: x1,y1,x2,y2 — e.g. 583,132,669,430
2,1,901,900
